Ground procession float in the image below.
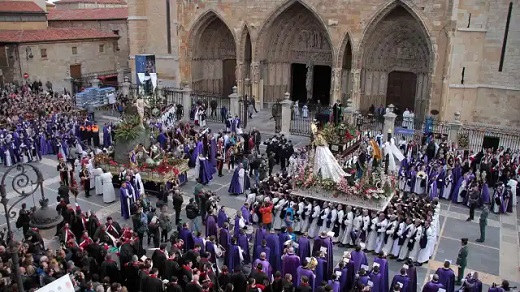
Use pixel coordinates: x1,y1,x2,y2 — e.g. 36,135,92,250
95,97,189,192
291,121,396,211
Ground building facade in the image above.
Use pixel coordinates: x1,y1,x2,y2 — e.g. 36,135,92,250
128,0,520,127
0,1,123,91
53,0,127,10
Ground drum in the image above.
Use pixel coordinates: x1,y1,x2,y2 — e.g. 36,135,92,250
245,225,254,235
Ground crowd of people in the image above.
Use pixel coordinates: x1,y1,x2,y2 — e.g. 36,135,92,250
0,82,516,292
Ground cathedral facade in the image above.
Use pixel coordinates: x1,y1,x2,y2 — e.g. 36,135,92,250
127,0,520,126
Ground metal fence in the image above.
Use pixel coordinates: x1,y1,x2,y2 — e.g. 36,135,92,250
162,87,183,105
458,124,520,153
190,92,230,123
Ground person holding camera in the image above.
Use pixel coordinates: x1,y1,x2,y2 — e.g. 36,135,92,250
186,198,202,233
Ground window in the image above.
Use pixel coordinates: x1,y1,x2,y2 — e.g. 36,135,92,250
40,48,47,58
99,44,104,53
72,46,77,55
112,29,119,35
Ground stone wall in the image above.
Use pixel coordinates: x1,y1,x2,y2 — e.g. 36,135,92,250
15,40,118,91
48,19,130,69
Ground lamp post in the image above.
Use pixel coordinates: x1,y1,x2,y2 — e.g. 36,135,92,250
0,163,63,292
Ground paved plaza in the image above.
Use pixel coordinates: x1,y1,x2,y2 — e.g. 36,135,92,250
1,109,519,290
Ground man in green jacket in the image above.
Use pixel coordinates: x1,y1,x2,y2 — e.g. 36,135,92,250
455,237,469,285
477,206,489,243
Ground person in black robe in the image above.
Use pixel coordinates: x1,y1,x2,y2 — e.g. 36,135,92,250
166,276,183,292
229,265,247,292
178,260,194,288
138,265,151,292
87,212,100,237
143,268,164,292
100,254,120,283
152,243,168,277
164,254,180,282
122,256,141,292
119,239,135,268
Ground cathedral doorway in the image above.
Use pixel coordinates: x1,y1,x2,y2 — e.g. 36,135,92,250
386,71,417,114
190,12,236,95
360,4,432,119
256,1,333,104
313,65,331,105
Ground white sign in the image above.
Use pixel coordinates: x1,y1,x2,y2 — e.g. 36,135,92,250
38,274,74,292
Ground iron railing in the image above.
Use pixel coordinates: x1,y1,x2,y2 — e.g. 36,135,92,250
162,87,183,105
190,92,229,123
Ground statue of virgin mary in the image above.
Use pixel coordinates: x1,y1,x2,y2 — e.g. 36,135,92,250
311,122,347,183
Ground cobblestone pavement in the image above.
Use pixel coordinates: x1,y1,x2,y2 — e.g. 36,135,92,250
1,109,518,290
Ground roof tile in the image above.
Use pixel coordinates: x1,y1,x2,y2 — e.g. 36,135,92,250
0,1,45,13
48,7,127,20
55,0,126,4
0,28,119,43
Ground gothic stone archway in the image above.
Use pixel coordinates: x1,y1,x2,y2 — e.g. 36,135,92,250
190,12,236,96
256,1,333,104
361,5,432,119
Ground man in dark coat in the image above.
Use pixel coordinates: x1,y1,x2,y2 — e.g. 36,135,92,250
100,254,120,283
152,243,168,277
229,265,247,292
143,268,164,292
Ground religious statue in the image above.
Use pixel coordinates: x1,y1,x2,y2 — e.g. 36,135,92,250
306,63,313,100
134,97,149,127
311,121,348,183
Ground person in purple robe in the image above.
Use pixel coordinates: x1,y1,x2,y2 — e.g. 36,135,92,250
226,238,242,273
234,212,245,238
391,268,411,292
296,258,317,291
315,252,328,287
278,227,291,254
266,230,281,274
298,233,311,265
429,173,439,200
218,223,231,252
237,229,251,264
119,182,133,220
197,156,213,185
406,258,418,292
327,274,341,292
333,261,349,292
103,124,112,148
253,227,267,259
241,203,251,225
452,174,467,203
481,179,490,204
282,247,300,286
217,206,228,228
205,209,218,238
435,260,456,292
369,265,384,292
422,274,444,292
205,236,218,264
210,138,217,167
356,268,370,288
179,223,194,252
255,239,271,262
462,272,483,292
252,252,273,279
318,232,334,277
374,252,389,292
157,131,167,150
228,164,248,195
193,232,205,254
350,245,368,274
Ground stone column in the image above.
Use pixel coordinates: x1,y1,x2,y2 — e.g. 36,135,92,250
182,85,192,121
117,68,125,84
229,86,240,117
351,69,361,109
122,76,131,97
64,76,73,95
342,99,355,124
280,92,292,135
236,61,244,96
383,104,397,140
90,74,100,88
250,61,260,106
305,63,314,101
331,67,342,105
448,111,463,145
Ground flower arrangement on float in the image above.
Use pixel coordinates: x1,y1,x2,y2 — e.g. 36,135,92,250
292,164,395,202
322,122,361,152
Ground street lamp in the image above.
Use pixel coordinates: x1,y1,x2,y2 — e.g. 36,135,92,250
0,163,63,292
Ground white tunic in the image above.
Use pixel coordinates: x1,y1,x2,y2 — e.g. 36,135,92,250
417,226,435,263
383,220,398,255
366,217,378,251
391,222,406,257
398,224,415,260
92,168,104,195
335,210,345,242
409,226,423,261
308,205,321,238
101,172,115,203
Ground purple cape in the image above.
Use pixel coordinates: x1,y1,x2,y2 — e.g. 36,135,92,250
297,236,311,265
205,214,218,238
217,209,228,228
226,244,241,272
119,187,131,220
210,138,217,167
205,241,217,263
350,250,368,274
266,233,281,272
315,257,328,286
408,266,418,292
327,280,340,292
228,168,243,194
334,267,349,292
296,267,316,291
218,228,231,251
422,281,444,292
253,228,266,259
198,158,213,185
238,233,251,264
435,267,455,292
374,257,389,292
179,228,194,252
370,272,384,292
282,253,300,285
194,236,205,254
252,258,272,278
391,274,410,292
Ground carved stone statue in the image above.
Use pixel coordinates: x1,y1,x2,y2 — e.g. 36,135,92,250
135,97,149,127
251,62,260,83
332,68,342,93
305,63,313,99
